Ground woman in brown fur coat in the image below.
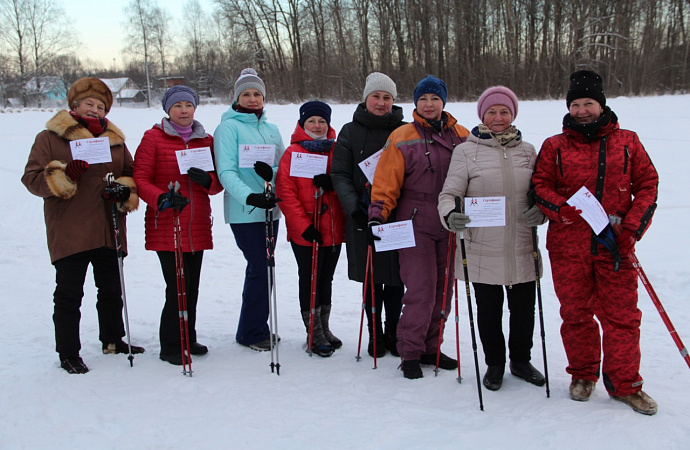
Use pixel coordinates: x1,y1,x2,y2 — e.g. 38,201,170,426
22,77,144,374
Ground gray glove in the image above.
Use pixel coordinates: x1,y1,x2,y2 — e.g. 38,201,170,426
445,212,471,232
522,205,546,227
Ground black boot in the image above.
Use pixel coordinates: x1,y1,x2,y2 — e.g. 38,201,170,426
401,360,423,379
320,305,342,349
367,323,386,358
483,365,504,391
384,320,399,356
510,361,545,386
301,309,335,357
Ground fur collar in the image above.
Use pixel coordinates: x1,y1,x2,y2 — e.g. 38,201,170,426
46,110,125,146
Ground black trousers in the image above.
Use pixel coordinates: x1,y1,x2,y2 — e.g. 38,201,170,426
290,242,341,311
52,248,125,358
363,284,404,328
157,251,204,355
473,281,536,366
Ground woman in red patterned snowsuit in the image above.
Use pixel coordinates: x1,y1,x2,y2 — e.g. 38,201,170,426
532,70,659,414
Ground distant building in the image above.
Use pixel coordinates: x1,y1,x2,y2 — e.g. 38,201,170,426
24,76,68,104
159,77,186,89
100,78,146,105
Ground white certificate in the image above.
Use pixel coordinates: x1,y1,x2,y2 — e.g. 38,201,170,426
238,144,275,168
289,152,328,179
465,196,506,227
175,147,214,174
69,137,112,164
567,186,609,234
358,149,383,184
373,220,416,252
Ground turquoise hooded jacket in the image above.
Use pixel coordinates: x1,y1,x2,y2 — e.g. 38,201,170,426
214,106,285,224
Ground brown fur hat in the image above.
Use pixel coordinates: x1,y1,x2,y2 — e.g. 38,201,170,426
68,77,113,113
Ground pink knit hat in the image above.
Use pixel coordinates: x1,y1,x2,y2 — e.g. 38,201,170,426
477,86,519,122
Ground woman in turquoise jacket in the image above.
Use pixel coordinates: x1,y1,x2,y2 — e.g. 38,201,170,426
214,68,285,351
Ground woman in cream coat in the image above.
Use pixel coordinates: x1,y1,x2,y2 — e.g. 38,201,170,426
438,86,546,391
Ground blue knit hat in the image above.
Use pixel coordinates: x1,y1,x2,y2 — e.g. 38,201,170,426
162,85,198,114
299,101,332,127
414,75,448,106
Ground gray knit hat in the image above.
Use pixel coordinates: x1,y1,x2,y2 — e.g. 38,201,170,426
234,68,266,101
362,72,397,101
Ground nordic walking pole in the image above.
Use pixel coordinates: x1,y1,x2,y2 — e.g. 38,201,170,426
368,244,378,369
435,232,455,376
104,173,135,367
307,188,323,356
264,181,280,375
527,191,550,397
356,245,372,362
170,181,193,376
455,197,483,411
453,278,462,383
630,252,690,369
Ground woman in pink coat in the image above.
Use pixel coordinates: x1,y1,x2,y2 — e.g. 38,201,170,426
133,86,223,365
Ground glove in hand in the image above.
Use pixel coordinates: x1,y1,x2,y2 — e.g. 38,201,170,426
187,167,212,189
445,212,471,233
522,205,546,227
366,220,382,245
65,160,89,181
302,224,323,244
254,161,273,182
102,183,131,204
246,192,278,209
158,191,189,212
559,205,582,225
313,174,333,191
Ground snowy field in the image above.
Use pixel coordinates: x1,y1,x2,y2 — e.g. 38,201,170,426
1,95,689,449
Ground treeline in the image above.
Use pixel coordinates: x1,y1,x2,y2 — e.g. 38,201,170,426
212,0,689,102
2,0,688,106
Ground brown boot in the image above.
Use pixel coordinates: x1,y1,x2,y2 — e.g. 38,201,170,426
569,379,596,401
610,390,658,415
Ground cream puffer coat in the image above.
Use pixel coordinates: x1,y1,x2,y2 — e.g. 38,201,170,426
438,127,542,285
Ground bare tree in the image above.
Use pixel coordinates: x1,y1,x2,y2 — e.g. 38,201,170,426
123,0,156,107
150,5,172,77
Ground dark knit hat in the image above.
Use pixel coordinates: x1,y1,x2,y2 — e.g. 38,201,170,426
234,68,266,101
566,70,606,108
162,85,198,114
477,86,519,121
299,101,332,127
68,77,113,113
414,75,448,106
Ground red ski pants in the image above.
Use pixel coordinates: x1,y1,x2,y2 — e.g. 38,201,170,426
550,251,644,397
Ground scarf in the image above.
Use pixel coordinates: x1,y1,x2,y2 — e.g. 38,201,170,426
168,120,193,143
233,102,264,118
563,106,617,141
69,110,108,136
477,124,519,146
300,138,335,153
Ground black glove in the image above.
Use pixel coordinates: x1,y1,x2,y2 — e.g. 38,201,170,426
366,220,382,245
158,191,189,212
595,225,622,272
246,192,278,209
102,183,131,204
313,174,333,191
187,167,212,189
254,161,273,182
351,209,368,231
301,224,323,244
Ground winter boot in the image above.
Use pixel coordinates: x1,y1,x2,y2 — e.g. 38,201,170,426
569,379,596,401
320,305,342,349
384,320,399,356
483,365,505,391
610,390,658,415
60,356,89,374
367,323,386,358
401,360,423,379
510,361,546,387
301,309,335,357
102,340,145,355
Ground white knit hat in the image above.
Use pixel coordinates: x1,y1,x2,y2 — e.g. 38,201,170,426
362,72,397,101
234,68,266,101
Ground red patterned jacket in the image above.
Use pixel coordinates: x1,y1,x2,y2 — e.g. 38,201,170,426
532,115,658,255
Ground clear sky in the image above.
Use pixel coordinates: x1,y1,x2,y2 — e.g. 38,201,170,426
63,0,216,70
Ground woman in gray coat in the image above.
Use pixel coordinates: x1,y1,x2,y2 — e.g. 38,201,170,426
438,86,546,391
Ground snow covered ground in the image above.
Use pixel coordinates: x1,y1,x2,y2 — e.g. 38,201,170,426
1,95,689,449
